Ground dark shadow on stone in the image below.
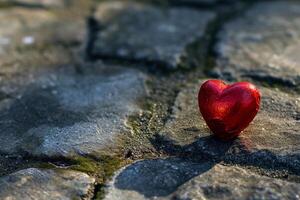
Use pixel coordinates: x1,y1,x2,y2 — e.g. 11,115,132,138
150,134,300,176
114,157,214,198
0,86,88,135
112,134,236,198
224,149,300,177
0,84,89,154
242,73,297,88
150,134,234,162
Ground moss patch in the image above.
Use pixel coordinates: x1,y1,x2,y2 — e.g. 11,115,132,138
89,155,129,200
69,156,100,174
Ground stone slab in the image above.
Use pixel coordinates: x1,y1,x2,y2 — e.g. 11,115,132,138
0,65,147,157
0,168,95,200
214,1,300,90
157,80,300,171
91,1,215,69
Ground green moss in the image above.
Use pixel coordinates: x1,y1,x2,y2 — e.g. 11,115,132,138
98,155,124,178
92,183,106,200
65,155,126,199
34,162,56,170
123,74,185,161
127,98,156,134
70,155,123,179
69,156,100,174
91,156,125,200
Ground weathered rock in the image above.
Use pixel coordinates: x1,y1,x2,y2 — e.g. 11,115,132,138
0,8,55,53
157,80,300,172
1,0,299,198
214,1,300,90
0,168,95,200
0,5,85,53
171,164,300,200
105,158,300,200
0,2,87,98
0,64,147,157
104,158,213,199
91,1,215,69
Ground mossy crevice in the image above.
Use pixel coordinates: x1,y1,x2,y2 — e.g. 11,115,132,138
77,155,130,200
119,0,252,161
123,74,184,160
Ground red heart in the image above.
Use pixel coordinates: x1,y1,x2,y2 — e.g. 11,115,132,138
198,80,260,141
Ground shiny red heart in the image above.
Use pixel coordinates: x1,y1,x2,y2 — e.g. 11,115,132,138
198,80,260,141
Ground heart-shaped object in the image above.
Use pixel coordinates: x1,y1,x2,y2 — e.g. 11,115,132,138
198,80,260,141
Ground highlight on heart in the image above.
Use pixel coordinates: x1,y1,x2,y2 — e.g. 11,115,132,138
198,80,261,141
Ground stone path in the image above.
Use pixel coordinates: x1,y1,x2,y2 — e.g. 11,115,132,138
91,1,215,69
0,0,299,199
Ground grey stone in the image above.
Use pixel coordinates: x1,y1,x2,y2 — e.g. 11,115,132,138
0,8,55,53
0,64,147,157
171,164,300,200
214,1,300,89
0,2,88,104
105,158,300,200
157,80,300,171
0,5,108,157
0,5,86,94
0,6,85,54
104,158,213,200
0,168,95,200
91,1,215,69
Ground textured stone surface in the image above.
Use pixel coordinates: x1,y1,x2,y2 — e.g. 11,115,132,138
214,1,300,89
104,158,213,200
0,65,146,157
157,80,300,171
0,3,109,158
105,159,300,200
171,164,300,200
0,168,95,200
0,8,55,53
0,3,87,99
91,1,215,69
0,5,85,53
0,0,300,199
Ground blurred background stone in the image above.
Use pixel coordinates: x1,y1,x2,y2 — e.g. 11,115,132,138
90,1,215,69
0,0,299,199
